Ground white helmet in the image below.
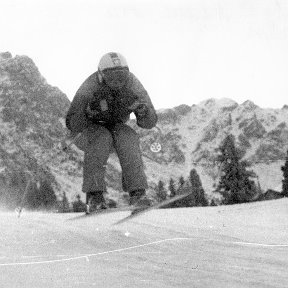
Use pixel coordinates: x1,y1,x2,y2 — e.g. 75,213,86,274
98,52,129,89
98,52,129,72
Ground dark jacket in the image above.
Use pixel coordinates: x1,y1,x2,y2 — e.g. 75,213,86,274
66,71,157,133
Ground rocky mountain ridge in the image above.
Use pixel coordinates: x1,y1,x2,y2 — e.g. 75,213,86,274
0,52,287,206
139,97,288,198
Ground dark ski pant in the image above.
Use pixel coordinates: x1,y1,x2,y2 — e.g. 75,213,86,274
75,123,148,194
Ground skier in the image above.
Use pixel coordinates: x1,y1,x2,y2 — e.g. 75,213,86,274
66,52,158,213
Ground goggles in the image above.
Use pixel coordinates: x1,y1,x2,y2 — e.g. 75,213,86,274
101,67,129,89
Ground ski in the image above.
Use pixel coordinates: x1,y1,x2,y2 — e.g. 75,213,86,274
68,192,193,223
113,192,193,225
67,206,132,221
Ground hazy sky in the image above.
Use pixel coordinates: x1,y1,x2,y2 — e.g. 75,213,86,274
2,0,288,109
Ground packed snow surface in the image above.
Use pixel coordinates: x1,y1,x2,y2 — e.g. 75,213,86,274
1,199,288,287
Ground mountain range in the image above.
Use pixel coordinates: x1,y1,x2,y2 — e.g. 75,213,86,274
0,52,287,205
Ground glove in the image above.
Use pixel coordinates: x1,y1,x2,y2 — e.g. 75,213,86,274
135,104,148,117
128,101,148,117
86,103,100,119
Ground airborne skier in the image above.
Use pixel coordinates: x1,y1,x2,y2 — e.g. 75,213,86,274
66,52,157,213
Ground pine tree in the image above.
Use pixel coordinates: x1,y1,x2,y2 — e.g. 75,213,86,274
168,178,177,198
173,179,194,207
72,194,86,212
210,199,217,206
39,180,57,209
281,149,288,197
25,179,57,210
59,192,70,212
156,180,167,202
25,181,42,209
189,169,208,206
178,176,185,192
3,170,27,208
215,134,257,205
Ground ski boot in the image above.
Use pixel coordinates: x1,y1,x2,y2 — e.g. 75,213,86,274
129,189,151,215
86,191,108,214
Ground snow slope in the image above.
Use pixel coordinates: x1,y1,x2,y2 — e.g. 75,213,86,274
1,199,287,288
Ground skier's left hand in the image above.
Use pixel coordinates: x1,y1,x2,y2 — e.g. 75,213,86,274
128,101,148,117
135,104,148,117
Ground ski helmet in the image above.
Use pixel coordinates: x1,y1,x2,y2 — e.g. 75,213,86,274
98,52,129,72
98,52,129,89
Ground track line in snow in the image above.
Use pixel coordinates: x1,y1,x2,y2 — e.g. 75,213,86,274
0,237,287,267
0,238,191,267
232,241,288,248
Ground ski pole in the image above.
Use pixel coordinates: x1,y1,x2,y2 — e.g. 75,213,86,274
15,173,34,218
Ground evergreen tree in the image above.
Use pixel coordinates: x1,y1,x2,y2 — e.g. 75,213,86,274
59,192,70,212
25,181,42,209
189,169,208,206
155,180,167,202
178,176,185,192
281,149,288,197
215,134,257,205
210,199,217,206
26,179,57,210
2,170,27,208
39,180,57,209
174,180,195,208
72,194,86,212
168,178,177,198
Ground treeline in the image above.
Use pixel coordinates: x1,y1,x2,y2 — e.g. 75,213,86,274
0,170,58,211
58,193,117,213
214,134,288,204
213,133,259,205
153,133,288,207
2,133,288,212
0,172,87,213
153,169,209,208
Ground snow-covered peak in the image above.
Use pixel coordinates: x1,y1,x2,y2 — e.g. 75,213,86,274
240,100,259,111
0,51,12,61
198,98,238,111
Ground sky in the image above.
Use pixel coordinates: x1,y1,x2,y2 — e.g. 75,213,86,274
1,0,288,109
